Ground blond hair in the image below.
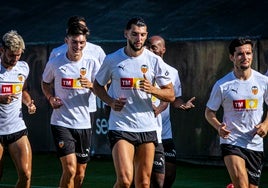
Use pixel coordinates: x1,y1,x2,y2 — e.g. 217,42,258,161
1,30,25,52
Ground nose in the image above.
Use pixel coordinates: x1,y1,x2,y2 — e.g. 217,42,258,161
242,53,247,58
136,34,142,41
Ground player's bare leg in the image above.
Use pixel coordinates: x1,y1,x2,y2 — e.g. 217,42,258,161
112,140,135,188
224,155,249,188
0,144,4,180
60,153,77,188
134,142,155,188
9,135,32,188
74,163,87,188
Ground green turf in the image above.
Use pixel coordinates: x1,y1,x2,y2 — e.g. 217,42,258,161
0,153,267,188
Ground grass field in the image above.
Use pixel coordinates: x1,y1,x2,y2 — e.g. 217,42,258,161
0,153,268,188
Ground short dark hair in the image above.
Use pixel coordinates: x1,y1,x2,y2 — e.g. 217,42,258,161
125,17,147,30
67,15,86,28
228,37,253,55
66,22,89,37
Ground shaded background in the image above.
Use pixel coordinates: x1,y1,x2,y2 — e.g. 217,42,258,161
2,0,268,164
1,0,268,43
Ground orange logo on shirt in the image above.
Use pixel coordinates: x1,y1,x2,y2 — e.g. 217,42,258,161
251,86,258,95
141,65,148,74
58,141,64,148
17,74,24,82
80,67,86,77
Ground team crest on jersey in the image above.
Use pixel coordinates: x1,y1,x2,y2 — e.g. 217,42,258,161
17,74,24,82
58,141,64,148
80,67,87,76
141,64,148,74
251,86,258,95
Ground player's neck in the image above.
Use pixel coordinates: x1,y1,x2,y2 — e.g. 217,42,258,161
1,59,15,70
234,68,252,80
66,51,82,62
124,46,144,57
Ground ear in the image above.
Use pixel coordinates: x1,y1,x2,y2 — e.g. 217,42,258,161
229,54,234,62
162,47,166,54
124,30,128,39
64,37,68,44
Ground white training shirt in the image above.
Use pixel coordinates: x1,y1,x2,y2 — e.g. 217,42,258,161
95,48,172,132
161,64,182,140
49,42,106,112
152,63,182,142
42,53,100,129
206,70,268,152
151,82,162,143
0,61,29,135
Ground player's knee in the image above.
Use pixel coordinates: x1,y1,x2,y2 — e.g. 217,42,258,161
18,169,31,182
63,166,76,180
151,172,165,188
137,180,150,188
75,174,85,185
117,176,133,188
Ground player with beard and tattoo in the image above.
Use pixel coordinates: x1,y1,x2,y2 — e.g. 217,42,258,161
93,17,175,188
205,38,268,188
0,30,36,188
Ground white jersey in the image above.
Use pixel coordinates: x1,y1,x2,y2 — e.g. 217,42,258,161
161,64,182,140
49,42,106,112
42,53,100,129
0,61,29,135
152,83,162,143
96,48,172,132
153,63,182,141
206,70,268,151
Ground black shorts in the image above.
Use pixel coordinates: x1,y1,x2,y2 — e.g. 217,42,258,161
0,129,28,146
163,139,177,164
153,143,165,174
51,125,92,164
221,144,264,186
108,130,158,149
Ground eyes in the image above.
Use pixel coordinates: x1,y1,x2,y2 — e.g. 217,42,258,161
150,45,158,51
131,32,147,38
236,51,252,57
71,40,86,46
234,45,253,58
6,50,22,59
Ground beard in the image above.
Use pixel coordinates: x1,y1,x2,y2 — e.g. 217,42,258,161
128,40,143,52
2,54,17,67
235,64,250,71
240,64,250,70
